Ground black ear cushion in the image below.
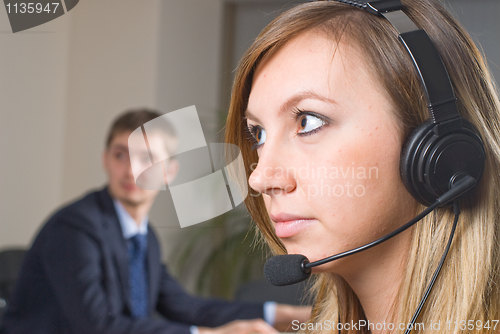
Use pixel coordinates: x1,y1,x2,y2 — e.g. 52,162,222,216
400,120,436,205
401,119,485,206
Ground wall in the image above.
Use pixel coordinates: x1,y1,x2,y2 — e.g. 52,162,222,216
0,4,70,246
446,0,500,84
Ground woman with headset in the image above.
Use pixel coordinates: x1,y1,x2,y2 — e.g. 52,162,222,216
225,0,500,333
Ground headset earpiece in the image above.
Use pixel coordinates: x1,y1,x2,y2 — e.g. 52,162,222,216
401,118,485,206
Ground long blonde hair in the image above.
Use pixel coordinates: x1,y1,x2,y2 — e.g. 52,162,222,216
225,1,500,332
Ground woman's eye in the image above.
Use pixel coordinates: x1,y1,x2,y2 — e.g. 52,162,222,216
255,127,266,145
298,114,325,134
246,124,266,149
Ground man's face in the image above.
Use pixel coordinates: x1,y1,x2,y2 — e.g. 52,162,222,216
103,131,175,208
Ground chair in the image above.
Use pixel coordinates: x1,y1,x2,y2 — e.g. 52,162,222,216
0,248,27,321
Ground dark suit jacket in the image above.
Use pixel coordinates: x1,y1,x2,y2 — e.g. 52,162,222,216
0,187,263,334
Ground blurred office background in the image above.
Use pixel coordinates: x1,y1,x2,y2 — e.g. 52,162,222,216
0,0,499,299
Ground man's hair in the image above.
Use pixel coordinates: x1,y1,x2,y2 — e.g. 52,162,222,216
105,108,177,154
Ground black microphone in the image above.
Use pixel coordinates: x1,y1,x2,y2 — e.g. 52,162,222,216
264,254,311,287
264,175,477,286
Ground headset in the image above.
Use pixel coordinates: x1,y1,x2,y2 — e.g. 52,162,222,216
328,0,486,205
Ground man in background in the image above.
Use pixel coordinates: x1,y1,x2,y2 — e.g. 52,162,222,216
0,108,310,334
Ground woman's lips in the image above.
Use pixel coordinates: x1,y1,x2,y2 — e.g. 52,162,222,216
272,217,316,238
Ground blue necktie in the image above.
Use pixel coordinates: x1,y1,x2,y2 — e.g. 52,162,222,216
127,234,149,318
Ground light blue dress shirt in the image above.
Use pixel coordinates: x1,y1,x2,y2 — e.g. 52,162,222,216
113,199,148,239
112,200,276,334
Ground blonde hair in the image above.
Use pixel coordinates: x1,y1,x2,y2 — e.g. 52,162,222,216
225,0,500,333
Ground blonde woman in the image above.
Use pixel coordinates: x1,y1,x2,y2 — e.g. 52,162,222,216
225,0,500,333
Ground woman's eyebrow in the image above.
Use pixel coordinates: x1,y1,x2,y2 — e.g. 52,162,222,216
245,91,336,121
244,109,260,123
279,91,336,115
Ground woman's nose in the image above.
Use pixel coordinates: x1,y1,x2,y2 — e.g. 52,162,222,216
248,146,297,196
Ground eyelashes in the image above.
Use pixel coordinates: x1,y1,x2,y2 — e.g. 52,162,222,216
245,108,329,150
293,108,327,136
245,124,266,150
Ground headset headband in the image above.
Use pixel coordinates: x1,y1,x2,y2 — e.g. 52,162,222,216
331,0,460,124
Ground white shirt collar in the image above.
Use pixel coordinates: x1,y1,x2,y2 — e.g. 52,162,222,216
112,199,148,239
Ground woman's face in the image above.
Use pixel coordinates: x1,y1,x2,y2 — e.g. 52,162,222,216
246,31,417,276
